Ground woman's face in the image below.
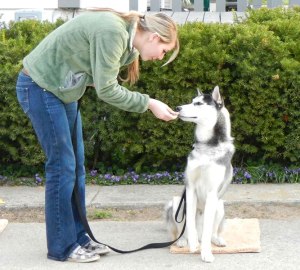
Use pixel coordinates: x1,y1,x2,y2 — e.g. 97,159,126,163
138,32,175,62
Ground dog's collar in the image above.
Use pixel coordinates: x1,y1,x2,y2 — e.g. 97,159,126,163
192,141,207,150
193,137,233,149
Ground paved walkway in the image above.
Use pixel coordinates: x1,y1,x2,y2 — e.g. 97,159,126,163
0,184,300,270
1,184,300,210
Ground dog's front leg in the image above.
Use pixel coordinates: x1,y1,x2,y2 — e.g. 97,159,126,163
186,187,199,252
201,191,218,263
211,200,226,247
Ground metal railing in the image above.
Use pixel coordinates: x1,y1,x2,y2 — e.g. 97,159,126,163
140,0,300,12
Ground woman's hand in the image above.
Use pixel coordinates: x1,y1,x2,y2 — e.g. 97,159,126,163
148,98,179,121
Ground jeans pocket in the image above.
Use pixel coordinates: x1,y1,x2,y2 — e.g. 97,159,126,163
16,86,30,114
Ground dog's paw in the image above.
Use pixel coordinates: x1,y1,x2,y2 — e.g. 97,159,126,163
201,250,215,263
188,240,200,253
211,235,226,247
176,238,188,248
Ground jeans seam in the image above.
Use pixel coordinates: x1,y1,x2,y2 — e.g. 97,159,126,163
43,91,62,251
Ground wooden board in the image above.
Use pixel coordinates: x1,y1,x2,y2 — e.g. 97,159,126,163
170,218,261,254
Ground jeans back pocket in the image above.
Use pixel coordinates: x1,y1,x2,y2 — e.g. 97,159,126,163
16,73,32,114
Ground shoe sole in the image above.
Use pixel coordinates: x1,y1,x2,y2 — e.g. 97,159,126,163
98,249,110,255
67,254,100,263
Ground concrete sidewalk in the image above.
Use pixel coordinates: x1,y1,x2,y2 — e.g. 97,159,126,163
0,183,300,210
0,184,300,270
0,219,300,270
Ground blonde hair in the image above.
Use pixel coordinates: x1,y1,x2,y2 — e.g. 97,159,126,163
88,8,179,85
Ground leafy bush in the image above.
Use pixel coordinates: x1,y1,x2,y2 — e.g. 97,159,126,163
253,8,300,163
0,19,64,169
1,8,300,178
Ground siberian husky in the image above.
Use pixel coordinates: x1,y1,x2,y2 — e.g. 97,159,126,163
166,86,235,263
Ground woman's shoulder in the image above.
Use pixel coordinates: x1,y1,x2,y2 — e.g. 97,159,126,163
75,11,126,31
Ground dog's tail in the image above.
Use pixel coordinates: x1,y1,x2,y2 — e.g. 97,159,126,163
165,199,177,241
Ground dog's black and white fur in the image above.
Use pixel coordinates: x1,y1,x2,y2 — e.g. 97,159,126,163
166,86,235,263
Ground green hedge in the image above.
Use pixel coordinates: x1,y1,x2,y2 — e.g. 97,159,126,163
0,8,300,176
0,19,64,175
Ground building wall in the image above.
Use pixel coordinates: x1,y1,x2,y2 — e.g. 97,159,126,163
0,0,148,24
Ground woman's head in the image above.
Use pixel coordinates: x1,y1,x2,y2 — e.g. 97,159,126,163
136,13,179,65
89,8,180,84
123,11,179,84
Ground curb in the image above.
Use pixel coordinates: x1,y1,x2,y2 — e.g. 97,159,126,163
1,198,299,210
0,219,8,234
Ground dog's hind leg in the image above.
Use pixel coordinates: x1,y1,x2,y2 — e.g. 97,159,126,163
165,200,178,241
171,197,188,247
186,187,199,252
211,200,226,247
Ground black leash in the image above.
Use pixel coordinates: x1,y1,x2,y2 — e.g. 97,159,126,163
71,100,186,254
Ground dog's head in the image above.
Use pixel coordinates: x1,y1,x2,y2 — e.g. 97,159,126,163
176,86,223,125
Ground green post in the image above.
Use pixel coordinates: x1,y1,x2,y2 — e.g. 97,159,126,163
204,0,210,11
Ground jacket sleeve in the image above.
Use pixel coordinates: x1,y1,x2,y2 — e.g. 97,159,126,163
89,30,150,113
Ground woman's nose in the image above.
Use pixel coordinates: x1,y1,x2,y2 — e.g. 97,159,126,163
158,54,164,60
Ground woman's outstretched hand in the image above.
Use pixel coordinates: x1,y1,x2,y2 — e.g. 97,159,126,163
148,98,179,121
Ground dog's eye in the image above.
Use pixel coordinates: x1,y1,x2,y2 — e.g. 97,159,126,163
194,102,202,106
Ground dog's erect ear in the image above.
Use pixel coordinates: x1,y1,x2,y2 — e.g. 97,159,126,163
196,88,203,96
212,86,223,108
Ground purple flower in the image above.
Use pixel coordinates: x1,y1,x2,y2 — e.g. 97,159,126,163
90,170,98,177
35,173,42,184
0,175,7,182
233,167,240,176
163,172,171,177
244,171,251,179
104,174,112,180
114,176,121,182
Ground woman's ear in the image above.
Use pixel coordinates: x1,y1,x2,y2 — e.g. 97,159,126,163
149,32,160,42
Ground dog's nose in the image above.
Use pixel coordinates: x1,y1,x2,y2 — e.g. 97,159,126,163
175,106,182,112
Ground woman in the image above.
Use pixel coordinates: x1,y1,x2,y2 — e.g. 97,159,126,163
16,9,179,263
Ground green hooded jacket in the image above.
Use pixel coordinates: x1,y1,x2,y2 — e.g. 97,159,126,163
23,11,149,113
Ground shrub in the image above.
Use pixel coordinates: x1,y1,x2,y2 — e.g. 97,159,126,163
0,19,64,169
1,8,300,177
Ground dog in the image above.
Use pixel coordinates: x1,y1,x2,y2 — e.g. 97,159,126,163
166,86,235,263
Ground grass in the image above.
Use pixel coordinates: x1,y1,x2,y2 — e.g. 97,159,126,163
90,210,113,220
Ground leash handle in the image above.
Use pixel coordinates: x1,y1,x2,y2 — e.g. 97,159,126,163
72,100,186,254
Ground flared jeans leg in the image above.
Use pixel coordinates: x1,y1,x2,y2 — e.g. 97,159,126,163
16,72,89,261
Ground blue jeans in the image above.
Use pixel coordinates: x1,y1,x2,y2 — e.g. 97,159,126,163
16,71,90,261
